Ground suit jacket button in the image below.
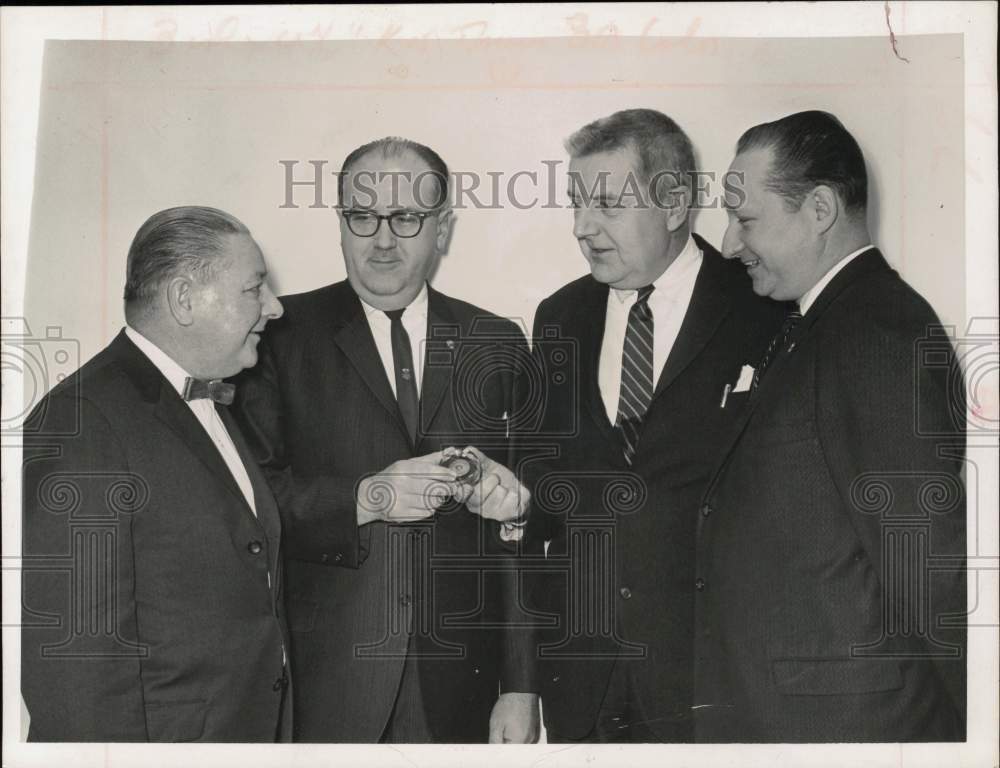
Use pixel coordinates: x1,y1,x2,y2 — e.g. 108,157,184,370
473,667,480,675
248,540,263,555
320,553,329,563
399,594,411,607
619,587,632,599
700,504,713,518
695,578,706,591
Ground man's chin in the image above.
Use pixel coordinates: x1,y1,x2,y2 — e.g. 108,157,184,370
589,264,621,286
749,274,774,298
220,349,258,377
352,275,422,309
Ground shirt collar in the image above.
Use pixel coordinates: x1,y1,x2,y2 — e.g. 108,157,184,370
360,282,429,320
125,325,194,398
610,234,702,304
798,244,874,315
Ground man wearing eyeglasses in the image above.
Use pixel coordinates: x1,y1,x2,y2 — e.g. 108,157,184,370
232,138,539,743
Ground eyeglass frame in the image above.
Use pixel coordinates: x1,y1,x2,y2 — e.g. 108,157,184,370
341,207,443,239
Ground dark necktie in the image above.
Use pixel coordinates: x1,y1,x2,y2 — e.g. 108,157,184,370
182,377,235,405
385,308,420,445
615,285,655,465
751,305,803,392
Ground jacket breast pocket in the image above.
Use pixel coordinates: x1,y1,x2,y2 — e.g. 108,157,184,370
145,699,208,742
722,389,751,412
771,658,904,696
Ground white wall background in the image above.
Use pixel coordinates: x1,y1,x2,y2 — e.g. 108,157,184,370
25,35,964,366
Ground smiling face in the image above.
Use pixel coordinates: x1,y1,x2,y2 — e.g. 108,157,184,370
568,147,679,290
339,149,452,311
188,233,283,378
722,147,823,302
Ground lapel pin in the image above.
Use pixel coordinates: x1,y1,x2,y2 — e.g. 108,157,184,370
446,340,455,350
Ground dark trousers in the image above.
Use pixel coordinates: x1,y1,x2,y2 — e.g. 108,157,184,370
548,657,686,743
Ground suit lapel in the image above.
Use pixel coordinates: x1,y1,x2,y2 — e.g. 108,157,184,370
706,248,892,485
653,242,731,398
220,406,278,544
329,287,410,443
419,287,459,438
152,391,255,513
576,279,621,446
108,331,262,518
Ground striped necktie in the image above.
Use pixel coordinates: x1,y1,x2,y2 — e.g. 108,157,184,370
615,284,655,465
751,305,803,393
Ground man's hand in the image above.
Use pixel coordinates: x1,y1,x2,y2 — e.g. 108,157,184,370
356,451,463,525
488,692,540,743
459,446,531,523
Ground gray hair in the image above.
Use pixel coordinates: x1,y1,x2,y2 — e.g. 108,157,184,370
565,108,698,205
123,206,249,309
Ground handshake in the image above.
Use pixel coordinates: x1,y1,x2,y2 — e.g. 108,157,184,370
356,446,530,537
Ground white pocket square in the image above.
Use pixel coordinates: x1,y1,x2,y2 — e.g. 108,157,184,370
733,364,755,393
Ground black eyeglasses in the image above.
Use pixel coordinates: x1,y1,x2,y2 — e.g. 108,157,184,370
342,209,440,238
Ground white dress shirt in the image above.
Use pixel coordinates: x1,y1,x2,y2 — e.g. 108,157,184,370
361,282,429,397
598,235,704,425
798,244,874,315
125,326,257,516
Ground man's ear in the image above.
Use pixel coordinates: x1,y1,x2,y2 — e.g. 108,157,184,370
435,208,454,254
660,180,691,233
809,185,839,235
166,276,195,327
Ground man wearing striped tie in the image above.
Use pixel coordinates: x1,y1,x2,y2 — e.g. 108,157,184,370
521,109,784,742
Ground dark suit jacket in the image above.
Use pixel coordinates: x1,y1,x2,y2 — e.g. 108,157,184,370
522,236,785,740
21,330,290,742
693,249,966,741
231,280,534,743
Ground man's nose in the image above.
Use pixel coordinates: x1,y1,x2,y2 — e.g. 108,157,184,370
572,206,599,239
721,222,742,260
374,217,397,249
262,286,283,320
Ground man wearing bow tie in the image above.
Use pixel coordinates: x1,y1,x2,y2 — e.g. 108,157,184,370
21,206,290,741
693,110,966,741
521,109,783,742
232,137,538,743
